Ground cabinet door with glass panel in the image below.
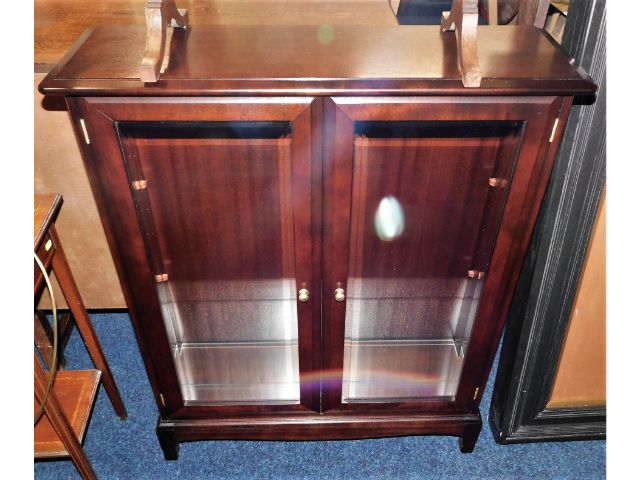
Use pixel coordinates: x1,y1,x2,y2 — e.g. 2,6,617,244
77,97,321,416
322,97,563,411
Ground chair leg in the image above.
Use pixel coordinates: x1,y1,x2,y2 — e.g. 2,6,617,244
35,355,97,480
49,226,127,419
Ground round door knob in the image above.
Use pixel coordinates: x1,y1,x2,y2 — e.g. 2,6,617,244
298,288,310,303
334,287,346,302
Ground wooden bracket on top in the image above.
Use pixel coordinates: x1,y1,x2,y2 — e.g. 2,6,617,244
140,0,189,83
441,0,482,88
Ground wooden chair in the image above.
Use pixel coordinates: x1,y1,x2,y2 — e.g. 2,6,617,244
34,193,127,480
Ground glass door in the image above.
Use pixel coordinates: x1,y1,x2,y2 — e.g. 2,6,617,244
322,97,562,410
81,98,320,414
120,120,303,405
340,120,519,403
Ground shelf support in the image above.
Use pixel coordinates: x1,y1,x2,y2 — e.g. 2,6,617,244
441,0,482,88
140,0,189,83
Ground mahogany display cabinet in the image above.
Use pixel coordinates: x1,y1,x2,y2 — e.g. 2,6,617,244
39,24,596,458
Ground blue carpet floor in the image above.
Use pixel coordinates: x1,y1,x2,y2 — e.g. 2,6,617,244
34,313,605,479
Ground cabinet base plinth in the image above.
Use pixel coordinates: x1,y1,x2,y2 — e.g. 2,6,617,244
156,411,482,459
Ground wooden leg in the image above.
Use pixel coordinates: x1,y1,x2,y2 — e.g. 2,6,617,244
49,226,127,420
34,310,57,369
57,313,76,368
35,355,97,480
35,311,75,370
157,424,180,460
459,422,482,453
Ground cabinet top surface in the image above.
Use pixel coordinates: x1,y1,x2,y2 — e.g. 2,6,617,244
34,0,398,69
40,25,595,96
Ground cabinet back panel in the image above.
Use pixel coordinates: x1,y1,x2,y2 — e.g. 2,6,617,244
124,135,297,342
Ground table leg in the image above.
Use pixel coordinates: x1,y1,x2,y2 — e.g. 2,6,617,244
49,225,127,419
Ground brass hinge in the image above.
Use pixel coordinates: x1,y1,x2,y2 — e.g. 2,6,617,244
132,180,148,190
468,270,485,280
488,178,507,188
155,273,169,283
549,117,560,143
79,118,90,144
159,393,165,407
473,387,480,400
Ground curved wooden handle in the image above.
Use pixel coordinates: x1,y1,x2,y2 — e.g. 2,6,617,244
441,0,482,88
140,1,189,83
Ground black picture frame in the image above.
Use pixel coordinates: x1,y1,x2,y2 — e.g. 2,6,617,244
490,0,606,443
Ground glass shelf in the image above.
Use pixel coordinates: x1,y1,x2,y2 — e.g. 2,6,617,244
159,279,301,405
342,339,466,402
173,342,300,405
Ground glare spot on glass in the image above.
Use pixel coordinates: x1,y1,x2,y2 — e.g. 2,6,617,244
374,196,405,241
317,24,335,45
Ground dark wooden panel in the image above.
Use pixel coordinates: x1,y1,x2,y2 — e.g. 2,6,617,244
39,25,595,96
134,138,294,282
339,122,522,403
123,134,297,342
350,136,501,280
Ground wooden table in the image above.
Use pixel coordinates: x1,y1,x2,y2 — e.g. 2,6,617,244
34,193,127,479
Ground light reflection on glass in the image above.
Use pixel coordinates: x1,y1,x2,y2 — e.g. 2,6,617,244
374,195,405,241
